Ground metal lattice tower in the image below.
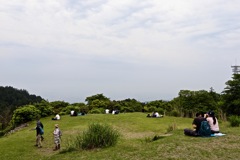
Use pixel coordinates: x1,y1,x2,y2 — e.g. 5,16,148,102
231,65,240,74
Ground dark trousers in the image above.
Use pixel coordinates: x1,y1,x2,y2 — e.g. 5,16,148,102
184,129,198,137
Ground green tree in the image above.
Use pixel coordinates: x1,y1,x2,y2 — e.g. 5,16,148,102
176,89,218,117
0,86,43,130
50,101,69,114
222,74,240,116
85,94,110,105
34,100,54,117
85,94,111,111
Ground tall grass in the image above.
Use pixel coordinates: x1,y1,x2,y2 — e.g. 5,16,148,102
62,123,120,152
81,123,120,149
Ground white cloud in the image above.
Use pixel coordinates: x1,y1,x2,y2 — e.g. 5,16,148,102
0,0,240,102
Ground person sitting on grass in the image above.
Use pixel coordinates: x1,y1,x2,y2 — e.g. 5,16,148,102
184,112,206,136
206,111,220,134
52,114,60,120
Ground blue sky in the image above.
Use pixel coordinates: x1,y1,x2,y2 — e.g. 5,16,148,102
0,0,239,103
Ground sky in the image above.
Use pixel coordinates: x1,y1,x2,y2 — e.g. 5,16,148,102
0,0,240,103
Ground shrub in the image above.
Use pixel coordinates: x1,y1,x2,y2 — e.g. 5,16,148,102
148,106,157,112
228,115,240,127
11,105,40,126
79,105,89,114
62,123,120,152
120,106,134,113
156,108,164,115
89,108,104,114
81,123,120,149
60,105,79,115
35,101,54,117
170,110,180,117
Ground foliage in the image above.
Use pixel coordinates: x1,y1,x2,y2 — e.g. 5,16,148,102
228,115,240,127
222,74,240,116
176,89,219,117
0,86,43,130
50,101,69,114
11,105,40,126
85,94,110,105
170,110,180,117
117,98,143,112
81,123,120,149
34,100,54,117
63,123,120,151
60,105,79,115
88,108,104,114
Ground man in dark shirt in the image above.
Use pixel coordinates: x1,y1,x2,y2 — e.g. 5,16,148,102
184,112,206,136
35,119,44,148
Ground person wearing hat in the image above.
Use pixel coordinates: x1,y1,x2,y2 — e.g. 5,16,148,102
206,111,220,134
53,124,62,151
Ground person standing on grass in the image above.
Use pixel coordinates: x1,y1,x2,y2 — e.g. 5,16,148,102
35,119,44,148
184,112,206,136
53,124,62,151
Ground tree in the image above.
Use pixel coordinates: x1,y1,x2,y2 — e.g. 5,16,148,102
85,94,110,105
50,101,69,114
85,94,111,111
0,86,43,130
222,74,240,116
176,89,218,117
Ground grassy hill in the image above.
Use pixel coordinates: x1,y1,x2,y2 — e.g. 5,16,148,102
0,113,239,160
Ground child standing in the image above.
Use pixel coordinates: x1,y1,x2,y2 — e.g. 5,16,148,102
53,124,62,151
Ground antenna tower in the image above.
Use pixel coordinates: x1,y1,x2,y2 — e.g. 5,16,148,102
231,65,240,74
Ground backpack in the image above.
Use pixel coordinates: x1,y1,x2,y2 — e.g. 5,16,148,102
198,121,211,137
39,127,44,135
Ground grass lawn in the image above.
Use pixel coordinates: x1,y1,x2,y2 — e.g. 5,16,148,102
0,112,239,160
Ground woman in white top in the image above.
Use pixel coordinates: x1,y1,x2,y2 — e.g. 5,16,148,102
206,111,219,134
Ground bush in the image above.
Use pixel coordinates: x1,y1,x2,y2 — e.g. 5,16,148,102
156,108,164,115
89,108,104,114
170,110,180,117
120,106,134,113
35,101,54,117
148,106,157,112
228,115,240,127
11,105,40,126
60,105,79,115
62,123,120,152
81,123,120,149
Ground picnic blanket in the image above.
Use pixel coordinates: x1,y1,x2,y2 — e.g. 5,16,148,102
211,133,226,137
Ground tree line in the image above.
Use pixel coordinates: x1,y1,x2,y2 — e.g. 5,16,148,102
0,73,240,135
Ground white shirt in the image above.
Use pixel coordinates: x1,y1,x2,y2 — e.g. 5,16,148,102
105,109,109,114
56,114,60,120
155,112,160,117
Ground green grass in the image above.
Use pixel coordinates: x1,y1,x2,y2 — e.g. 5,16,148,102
0,113,239,160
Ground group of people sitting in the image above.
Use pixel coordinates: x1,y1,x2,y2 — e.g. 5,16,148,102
184,111,220,137
147,111,164,118
70,110,85,116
